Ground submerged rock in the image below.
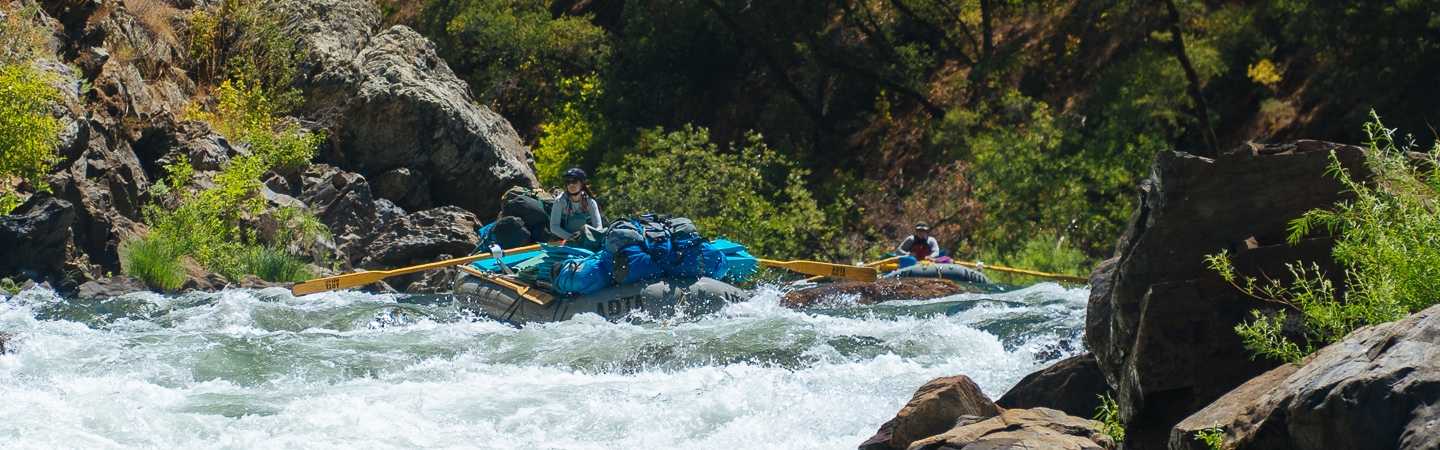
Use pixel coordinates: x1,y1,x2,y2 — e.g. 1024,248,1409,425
782,278,975,308
75,275,150,299
1171,302,1440,450
860,375,1002,450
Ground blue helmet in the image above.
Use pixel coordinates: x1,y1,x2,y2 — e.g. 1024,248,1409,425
563,167,588,181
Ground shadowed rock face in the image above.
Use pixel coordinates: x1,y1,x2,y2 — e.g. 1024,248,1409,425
1171,302,1440,450
1084,141,1370,449
997,353,1115,420
0,195,83,289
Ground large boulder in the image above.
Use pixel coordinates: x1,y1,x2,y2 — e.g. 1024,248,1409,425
996,353,1115,420
908,407,1115,450
298,164,381,269
75,275,151,299
1170,302,1440,450
295,4,539,218
1084,141,1370,449
0,195,83,285
860,375,1003,450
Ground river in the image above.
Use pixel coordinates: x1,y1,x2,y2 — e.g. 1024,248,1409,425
0,282,1087,449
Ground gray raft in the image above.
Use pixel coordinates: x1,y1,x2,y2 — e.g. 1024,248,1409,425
454,274,749,325
882,263,993,285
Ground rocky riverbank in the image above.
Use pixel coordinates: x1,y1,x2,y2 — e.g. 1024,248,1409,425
863,140,1440,449
0,0,535,297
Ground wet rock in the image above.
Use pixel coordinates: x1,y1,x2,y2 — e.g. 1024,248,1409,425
860,375,1002,450
0,331,9,354
1085,141,1370,449
301,21,539,218
909,407,1115,450
1171,302,1440,450
238,275,287,290
75,275,151,299
782,278,974,308
403,255,458,294
997,353,1115,420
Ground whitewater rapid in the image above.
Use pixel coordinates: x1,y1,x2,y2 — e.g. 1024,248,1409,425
0,283,1087,449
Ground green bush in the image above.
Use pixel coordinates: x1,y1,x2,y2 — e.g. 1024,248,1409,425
1210,112,1440,363
118,234,188,291
600,125,833,261
975,235,1090,286
1094,393,1125,444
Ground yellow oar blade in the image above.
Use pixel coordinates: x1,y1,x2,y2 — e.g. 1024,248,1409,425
291,244,543,296
758,259,878,282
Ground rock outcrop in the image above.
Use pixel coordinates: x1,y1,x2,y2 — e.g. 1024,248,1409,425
0,194,86,291
1084,141,1370,449
860,376,1003,450
908,407,1115,450
996,353,1115,420
1169,302,1440,450
293,0,538,218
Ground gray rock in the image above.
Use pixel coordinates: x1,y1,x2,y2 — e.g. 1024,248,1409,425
75,275,151,299
302,22,539,219
371,167,432,211
299,164,379,269
908,407,1114,450
860,375,1003,450
361,206,480,273
996,353,1115,420
1171,302,1440,450
1084,141,1370,449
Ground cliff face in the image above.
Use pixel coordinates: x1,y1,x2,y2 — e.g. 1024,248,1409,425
0,0,538,292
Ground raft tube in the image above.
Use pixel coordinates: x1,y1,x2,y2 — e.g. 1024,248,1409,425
454,274,748,325
882,263,993,285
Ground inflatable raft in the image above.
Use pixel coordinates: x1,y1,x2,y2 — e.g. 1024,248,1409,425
882,262,994,285
454,274,748,325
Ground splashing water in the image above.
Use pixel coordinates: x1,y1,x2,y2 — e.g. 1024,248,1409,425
0,282,1087,449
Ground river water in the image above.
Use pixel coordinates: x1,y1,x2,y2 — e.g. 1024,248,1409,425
0,282,1088,449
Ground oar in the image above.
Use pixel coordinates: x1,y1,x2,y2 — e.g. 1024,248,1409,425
456,265,553,305
800,255,901,283
291,244,543,296
950,260,1089,284
757,259,878,282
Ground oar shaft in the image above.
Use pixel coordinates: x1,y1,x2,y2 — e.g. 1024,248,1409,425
951,261,1088,284
291,244,543,295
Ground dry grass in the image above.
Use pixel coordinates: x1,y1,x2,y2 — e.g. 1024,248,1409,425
125,0,179,47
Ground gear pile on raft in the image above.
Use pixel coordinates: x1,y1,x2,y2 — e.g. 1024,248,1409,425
453,187,760,325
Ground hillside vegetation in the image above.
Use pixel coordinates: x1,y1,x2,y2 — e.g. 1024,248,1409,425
401,0,1440,267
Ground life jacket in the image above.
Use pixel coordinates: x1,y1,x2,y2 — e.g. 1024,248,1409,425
558,194,594,235
908,235,934,259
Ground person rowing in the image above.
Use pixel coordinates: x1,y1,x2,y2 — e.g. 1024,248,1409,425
896,221,940,262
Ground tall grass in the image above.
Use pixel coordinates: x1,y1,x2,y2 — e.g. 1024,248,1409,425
118,234,187,291
238,246,313,282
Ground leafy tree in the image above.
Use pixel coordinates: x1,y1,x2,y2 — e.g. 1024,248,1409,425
600,125,832,260
420,0,610,137
0,63,62,214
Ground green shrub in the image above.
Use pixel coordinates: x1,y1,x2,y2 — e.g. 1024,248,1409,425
123,77,326,286
975,235,1090,286
118,234,187,291
0,61,62,214
1210,112,1440,363
1196,422,1225,450
600,125,833,261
